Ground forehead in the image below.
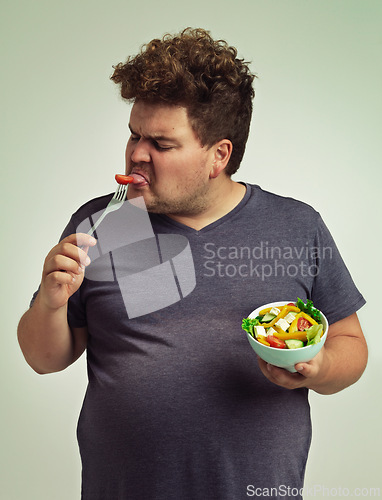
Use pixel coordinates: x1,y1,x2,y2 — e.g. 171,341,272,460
129,101,195,138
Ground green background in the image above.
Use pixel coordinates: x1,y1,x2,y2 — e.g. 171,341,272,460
1,0,381,498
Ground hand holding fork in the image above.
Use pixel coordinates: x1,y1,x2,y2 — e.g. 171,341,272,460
39,175,133,310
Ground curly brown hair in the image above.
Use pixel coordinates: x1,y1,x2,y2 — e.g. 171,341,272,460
111,28,256,176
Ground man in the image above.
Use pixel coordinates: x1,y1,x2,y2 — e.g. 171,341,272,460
18,28,367,499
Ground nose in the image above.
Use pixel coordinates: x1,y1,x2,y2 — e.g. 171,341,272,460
130,138,151,164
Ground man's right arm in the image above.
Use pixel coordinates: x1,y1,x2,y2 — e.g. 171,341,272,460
17,233,97,374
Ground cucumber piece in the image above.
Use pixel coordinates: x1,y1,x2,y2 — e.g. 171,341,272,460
261,312,276,322
285,339,305,349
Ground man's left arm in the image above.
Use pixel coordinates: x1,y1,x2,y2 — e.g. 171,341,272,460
257,313,368,395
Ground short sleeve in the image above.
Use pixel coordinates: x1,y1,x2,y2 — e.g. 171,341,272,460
310,215,366,324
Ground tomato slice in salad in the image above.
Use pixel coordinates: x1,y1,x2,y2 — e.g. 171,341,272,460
297,317,312,331
267,335,286,349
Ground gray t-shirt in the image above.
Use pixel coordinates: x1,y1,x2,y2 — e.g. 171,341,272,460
54,184,365,499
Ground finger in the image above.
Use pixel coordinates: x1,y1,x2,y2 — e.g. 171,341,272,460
257,356,268,375
269,363,304,382
295,362,318,378
44,253,85,277
258,357,306,389
50,236,95,267
45,269,79,287
74,234,97,267
295,349,324,378
47,241,91,269
63,233,97,248
257,358,281,384
62,233,97,260
257,357,288,380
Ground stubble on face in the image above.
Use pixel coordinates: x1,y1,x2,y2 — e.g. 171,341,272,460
141,177,211,216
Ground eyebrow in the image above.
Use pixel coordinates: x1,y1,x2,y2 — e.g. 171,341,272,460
128,124,179,143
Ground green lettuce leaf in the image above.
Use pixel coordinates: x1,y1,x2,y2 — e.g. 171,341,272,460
296,297,322,323
241,317,260,337
305,324,323,345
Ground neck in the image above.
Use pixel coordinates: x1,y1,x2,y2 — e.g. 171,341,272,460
166,178,246,231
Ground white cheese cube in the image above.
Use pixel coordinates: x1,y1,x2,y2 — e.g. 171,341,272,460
269,307,280,316
284,312,297,324
267,327,277,336
275,318,290,331
254,326,266,338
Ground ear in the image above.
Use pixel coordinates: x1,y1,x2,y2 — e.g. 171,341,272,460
209,139,233,179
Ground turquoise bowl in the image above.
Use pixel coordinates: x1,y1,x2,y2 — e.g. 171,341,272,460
246,301,329,372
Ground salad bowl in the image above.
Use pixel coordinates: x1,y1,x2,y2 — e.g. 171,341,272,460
245,300,329,372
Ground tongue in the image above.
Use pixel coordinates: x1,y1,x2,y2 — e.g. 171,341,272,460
130,173,148,185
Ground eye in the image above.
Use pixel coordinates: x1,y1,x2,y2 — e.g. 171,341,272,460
130,134,140,143
153,141,173,152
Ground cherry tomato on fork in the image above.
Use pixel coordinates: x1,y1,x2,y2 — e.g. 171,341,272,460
115,174,134,185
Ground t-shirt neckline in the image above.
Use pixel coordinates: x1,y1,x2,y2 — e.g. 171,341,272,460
152,182,253,235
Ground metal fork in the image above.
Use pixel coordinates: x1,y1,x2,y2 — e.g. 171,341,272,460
87,183,128,236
